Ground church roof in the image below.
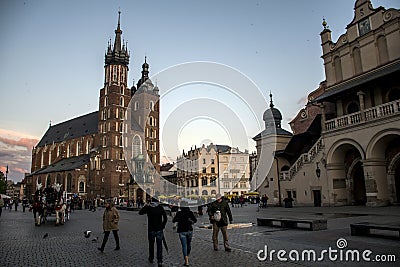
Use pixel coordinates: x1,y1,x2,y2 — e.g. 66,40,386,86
37,111,98,147
30,154,90,176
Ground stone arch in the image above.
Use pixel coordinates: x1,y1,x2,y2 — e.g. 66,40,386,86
388,152,400,203
366,128,400,159
326,138,365,205
367,129,400,204
326,138,365,164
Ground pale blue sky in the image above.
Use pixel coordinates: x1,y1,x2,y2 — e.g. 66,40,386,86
0,0,399,182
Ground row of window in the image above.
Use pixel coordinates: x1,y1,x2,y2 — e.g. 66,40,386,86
146,128,157,138
101,108,126,121
105,65,127,86
36,173,81,193
134,101,156,111
40,140,92,167
100,122,125,134
333,35,389,83
222,181,247,189
103,96,125,107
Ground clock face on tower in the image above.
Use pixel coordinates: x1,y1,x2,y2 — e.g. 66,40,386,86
358,18,371,36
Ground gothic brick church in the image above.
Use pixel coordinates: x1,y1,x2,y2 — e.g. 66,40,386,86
24,12,160,202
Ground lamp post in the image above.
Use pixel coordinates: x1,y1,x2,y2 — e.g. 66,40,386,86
316,162,321,179
5,165,9,195
274,156,282,207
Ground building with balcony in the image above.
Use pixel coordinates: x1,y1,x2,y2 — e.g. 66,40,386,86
255,0,400,207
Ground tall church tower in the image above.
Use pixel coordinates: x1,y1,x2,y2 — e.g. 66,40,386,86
97,11,131,198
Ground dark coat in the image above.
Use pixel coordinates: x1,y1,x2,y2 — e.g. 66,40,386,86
173,208,197,232
207,198,233,227
103,206,119,231
139,202,168,231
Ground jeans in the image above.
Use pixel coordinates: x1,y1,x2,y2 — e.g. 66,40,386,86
148,230,164,263
179,231,193,257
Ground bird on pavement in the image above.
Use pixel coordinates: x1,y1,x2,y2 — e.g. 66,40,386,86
92,237,99,242
43,233,48,239
84,230,92,238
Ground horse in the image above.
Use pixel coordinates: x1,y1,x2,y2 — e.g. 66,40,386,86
31,184,46,226
53,183,66,226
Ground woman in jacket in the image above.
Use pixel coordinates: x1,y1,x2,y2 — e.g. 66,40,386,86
98,200,120,252
173,204,197,266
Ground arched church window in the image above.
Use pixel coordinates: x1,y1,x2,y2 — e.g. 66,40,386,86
352,47,362,75
67,173,72,192
132,135,142,158
334,56,343,82
120,96,124,107
377,35,389,65
79,182,85,193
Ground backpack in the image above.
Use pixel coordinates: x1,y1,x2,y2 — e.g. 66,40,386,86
213,210,221,222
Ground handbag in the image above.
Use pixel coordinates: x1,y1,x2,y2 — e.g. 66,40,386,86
213,210,222,222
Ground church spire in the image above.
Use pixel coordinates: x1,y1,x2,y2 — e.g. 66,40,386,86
269,91,274,108
137,56,150,88
105,10,129,66
113,10,122,53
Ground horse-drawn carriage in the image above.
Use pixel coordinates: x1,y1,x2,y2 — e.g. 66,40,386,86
31,183,69,226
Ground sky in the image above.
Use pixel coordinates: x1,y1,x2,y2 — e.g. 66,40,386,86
1,0,399,182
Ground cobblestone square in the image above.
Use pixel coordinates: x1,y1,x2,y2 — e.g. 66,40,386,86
1,204,399,266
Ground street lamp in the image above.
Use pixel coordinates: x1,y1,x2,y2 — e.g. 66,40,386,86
5,165,9,195
316,162,321,179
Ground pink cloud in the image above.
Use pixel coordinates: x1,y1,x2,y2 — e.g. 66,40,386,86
0,128,39,182
0,137,39,150
14,167,29,174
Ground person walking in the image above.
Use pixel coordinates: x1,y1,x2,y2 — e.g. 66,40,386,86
207,193,233,252
98,200,120,252
14,198,18,211
173,203,197,266
139,198,167,267
170,202,179,230
0,195,4,217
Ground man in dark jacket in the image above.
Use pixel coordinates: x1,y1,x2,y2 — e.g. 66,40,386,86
139,198,168,267
207,193,233,251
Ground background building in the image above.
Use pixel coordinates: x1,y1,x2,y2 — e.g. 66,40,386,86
176,143,250,197
25,12,160,202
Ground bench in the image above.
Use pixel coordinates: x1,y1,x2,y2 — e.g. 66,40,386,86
350,222,400,239
257,217,327,231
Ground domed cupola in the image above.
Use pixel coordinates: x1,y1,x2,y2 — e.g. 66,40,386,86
263,92,282,129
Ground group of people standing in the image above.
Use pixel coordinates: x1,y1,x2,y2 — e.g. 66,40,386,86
97,194,233,267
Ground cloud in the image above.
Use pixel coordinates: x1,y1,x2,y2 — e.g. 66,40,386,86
0,137,38,150
0,128,39,183
297,95,308,106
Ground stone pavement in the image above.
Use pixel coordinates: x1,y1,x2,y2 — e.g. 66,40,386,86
0,204,399,266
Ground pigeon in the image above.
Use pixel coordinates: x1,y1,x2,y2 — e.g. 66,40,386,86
84,230,92,238
43,233,48,239
92,237,99,242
